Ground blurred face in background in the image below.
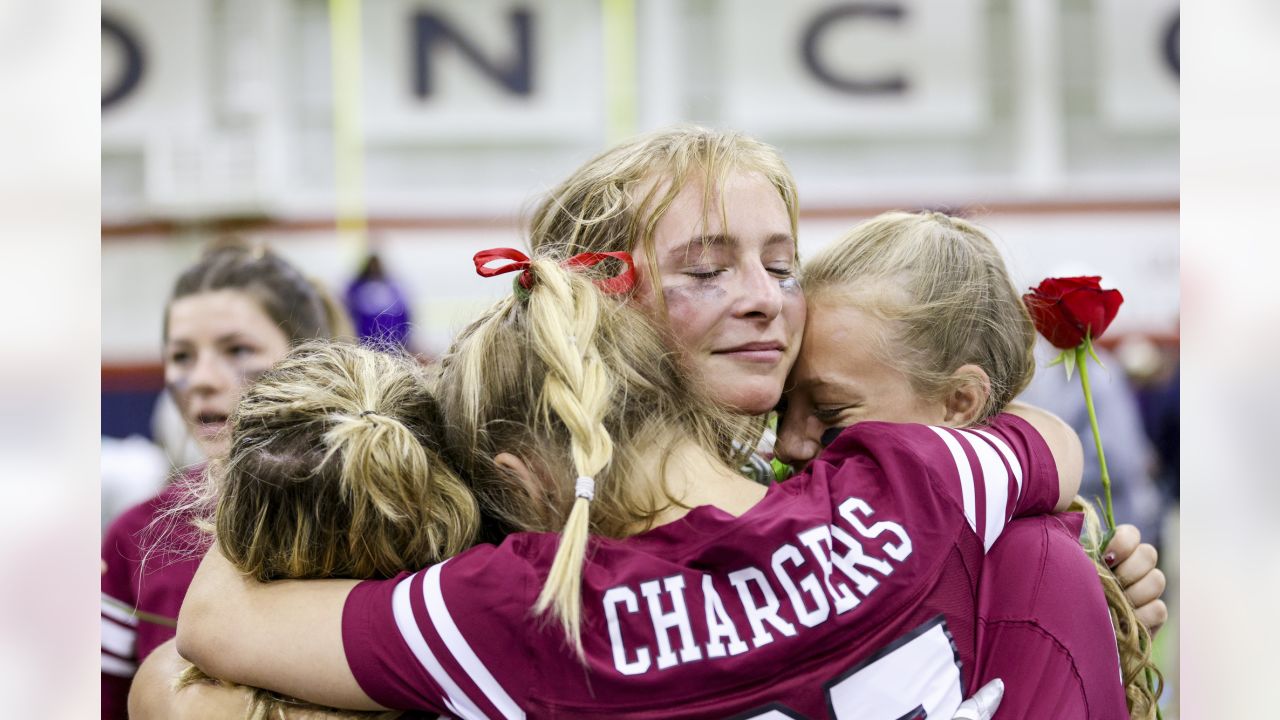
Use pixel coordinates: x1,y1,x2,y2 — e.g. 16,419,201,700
632,170,805,416
163,289,291,459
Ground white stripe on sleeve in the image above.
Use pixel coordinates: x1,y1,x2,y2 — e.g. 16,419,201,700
927,427,978,537
101,593,139,626
391,573,489,720
956,429,1013,550
101,652,137,678
424,562,525,720
101,616,136,658
971,429,1023,511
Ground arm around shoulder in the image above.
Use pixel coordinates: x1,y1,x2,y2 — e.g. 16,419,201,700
176,545,382,711
1005,402,1082,511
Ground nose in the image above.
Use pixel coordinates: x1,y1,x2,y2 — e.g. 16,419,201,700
186,350,231,396
733,263,784,321
775,401,825,469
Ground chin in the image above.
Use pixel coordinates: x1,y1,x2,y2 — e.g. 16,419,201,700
713,383,783,417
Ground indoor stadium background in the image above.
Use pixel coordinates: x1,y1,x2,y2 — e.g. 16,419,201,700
101,0,1180,714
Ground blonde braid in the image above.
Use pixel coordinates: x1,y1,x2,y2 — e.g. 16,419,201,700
525,260,615,658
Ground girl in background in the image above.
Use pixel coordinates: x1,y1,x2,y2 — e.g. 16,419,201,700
776,211,1162,717
101,241,348,719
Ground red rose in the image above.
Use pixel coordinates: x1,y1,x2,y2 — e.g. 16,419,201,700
1022,276,1124,349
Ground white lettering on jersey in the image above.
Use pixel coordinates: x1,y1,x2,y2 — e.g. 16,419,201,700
829,524,890,596
840,497,913,562
728,566,798,647
702,574,749,658
796,525,861,615
640,575,702,669
595,496,915,676
603,586,651,675
771,542,831,628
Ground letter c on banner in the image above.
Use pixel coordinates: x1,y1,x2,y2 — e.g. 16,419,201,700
801,3,908,95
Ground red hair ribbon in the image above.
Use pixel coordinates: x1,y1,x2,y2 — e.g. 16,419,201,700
473,248,637,295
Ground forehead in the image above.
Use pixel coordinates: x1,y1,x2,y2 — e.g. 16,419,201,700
646,170,792,253
166,289,279,340
793,299,897,389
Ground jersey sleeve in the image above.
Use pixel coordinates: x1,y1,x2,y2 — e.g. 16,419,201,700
342,543,537,719
822,412,1059,553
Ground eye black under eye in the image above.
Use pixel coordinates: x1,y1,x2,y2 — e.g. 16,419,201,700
820,426,846,447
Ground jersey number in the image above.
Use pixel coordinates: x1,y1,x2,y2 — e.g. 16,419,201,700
736,617,963,720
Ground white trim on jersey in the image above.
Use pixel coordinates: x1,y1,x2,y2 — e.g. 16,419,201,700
101,651,137,678
927,426,1022,552
927,427,978,538
423,562,525,720
101,615,136,658
956,429,1013,551
391,574,490,720
971,428,1023,509
101,592,139,626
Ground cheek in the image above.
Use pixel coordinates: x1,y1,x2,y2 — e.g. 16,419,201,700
164,367,192,406
662,284,728,351
781,285,806,342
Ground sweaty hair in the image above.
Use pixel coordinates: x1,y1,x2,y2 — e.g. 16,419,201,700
436,255,754,657
176,342,479,719
803,210,1161,718
165,238,350,345
528,124,799,312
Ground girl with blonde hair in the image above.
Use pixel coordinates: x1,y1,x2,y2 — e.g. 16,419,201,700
776,210,1162,718
171,250,1083,718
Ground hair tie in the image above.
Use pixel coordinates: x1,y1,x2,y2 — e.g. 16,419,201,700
473,248,638,297
574,476,596,501
359,410,379,418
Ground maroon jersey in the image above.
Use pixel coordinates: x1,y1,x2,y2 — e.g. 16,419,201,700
342,414,1058,719
100,472,205,720
972,513,1128,718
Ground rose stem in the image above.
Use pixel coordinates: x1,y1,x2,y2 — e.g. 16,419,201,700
1076,341,1116,539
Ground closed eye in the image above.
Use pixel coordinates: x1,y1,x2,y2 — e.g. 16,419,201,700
813,405,858,423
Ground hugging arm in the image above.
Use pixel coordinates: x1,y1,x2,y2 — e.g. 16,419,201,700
1004,401,1082,511
176,546,384,711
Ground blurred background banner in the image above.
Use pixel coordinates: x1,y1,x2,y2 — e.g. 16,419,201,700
102,0,1179,362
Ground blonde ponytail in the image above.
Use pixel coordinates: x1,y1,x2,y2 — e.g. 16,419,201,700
215,341,480,583
1071,497,1164,719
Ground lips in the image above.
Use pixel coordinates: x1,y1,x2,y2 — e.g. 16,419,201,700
192,410,229,438
712,341,786,363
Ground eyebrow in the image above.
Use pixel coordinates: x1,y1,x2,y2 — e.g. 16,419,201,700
664,233,796,263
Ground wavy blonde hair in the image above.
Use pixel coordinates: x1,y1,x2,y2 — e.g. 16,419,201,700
436,256,755,657
176,341,479,718
804,210,1161,718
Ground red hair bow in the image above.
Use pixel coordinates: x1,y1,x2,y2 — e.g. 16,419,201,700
473,248,637,295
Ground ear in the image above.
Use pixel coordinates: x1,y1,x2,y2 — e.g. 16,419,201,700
494,452,540,496
942,364,991,427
